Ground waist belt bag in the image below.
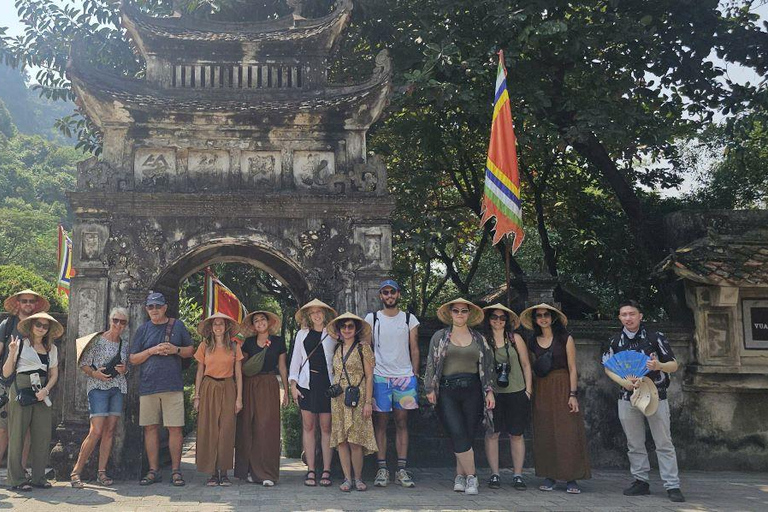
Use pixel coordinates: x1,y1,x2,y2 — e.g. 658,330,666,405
242,348,268,377
440,373,478,389
16,387,39,406
532,349,554,378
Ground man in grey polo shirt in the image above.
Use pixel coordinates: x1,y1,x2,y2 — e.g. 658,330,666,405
129,292,194,487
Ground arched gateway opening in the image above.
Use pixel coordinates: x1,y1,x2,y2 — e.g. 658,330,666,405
57,0,394,479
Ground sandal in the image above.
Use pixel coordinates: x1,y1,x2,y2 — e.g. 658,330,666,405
171,469,185,487
31,481,52,489
70,473,85,489
96,470,114,486
11,482,33,492
355,479,367,491
566,480,581,494
140,469,162,486
319,470,332,487
304,470,317,487
206,475,219,487
339,478,352,492
219,475,232,487
539,478,556,491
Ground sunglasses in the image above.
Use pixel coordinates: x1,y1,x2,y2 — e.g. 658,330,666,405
380,289,398,296
146,304,165,310
535,311,552,318
33,321,50,330
451,308,470,315
111,318,128,326
489,314,507,321
340,322,357,330
19,299,38,305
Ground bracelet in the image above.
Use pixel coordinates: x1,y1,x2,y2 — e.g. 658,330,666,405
569,391,578,398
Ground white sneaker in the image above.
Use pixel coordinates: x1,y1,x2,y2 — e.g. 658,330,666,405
262,479,274,487
374,468,390,487
465,475,479,495
453,474,467,492
395,468,415,488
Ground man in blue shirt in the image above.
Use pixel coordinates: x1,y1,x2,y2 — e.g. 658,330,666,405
129,292,194,486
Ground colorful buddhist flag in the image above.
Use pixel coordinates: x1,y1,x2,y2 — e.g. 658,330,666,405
480,50,525,252
204,267,247,323
57,224,75,296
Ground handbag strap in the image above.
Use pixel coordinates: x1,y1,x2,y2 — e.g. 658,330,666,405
164,318,176,344
340,340,364,387
298,332,328,375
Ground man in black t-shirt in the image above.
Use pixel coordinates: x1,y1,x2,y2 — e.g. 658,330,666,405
602,300,685,503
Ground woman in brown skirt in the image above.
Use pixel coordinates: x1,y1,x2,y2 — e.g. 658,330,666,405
235,310,288,486
194,313,244,486
520,303,590,494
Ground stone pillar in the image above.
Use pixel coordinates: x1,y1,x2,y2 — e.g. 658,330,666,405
524,273,560,308
353,223,392,315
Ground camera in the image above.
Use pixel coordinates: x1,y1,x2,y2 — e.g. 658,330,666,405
325,383,343,399
495,363,510,388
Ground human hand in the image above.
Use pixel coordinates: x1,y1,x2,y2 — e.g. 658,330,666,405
235,398,243,414
623,376,640,392
426,391,436,405
485,391,495,410
7,335,20,354
93,368,112,381
291,385,303,405
646,354,661,371
281,391,289,408
115,364,127,375
193,396,200,412
363,403,372,419
568,396,579,413
35,387,49,402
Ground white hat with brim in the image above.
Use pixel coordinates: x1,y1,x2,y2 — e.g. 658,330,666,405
294,299,337,326
76,331,106,366
327,312,372,340
197,313,241,338
630,376,660,417
519,303,568,331
241,310,282,336
482,303,521,329
17,312,64,340
4,289,51,316
437,298,484,327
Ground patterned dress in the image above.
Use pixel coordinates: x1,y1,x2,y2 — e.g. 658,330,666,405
329,342,378,454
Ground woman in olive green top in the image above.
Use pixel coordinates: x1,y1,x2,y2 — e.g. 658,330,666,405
424,298,495,496
482,304,532,490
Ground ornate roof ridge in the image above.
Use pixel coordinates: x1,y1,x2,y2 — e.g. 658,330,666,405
121,0,352,42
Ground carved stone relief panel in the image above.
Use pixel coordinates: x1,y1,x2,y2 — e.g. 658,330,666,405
241,151,281,189
293,151,335,190
706,312,731,359
188,150,230,190
353,225,392,270
82,231,101,260
134,148,177,188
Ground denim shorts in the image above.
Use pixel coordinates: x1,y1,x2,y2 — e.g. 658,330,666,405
87,387,124,418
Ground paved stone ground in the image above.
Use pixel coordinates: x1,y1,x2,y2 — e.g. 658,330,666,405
1,440,767,511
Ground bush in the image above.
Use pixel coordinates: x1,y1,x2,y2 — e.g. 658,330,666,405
0,264,67,312
281,401,302,459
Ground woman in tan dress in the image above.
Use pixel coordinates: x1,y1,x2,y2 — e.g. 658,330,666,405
327,313,377,492
520,303,590,494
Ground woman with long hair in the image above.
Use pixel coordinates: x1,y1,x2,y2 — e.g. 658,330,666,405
520,303,591,494
481,304,532,490
235,310,288,486
2,312,63,491
424,298,495,496
326,313,377,492
193,313,244,486
288,299,337,487
70,307,130,488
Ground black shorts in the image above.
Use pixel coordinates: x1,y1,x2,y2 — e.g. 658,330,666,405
493,389,530,436
298,370,331,414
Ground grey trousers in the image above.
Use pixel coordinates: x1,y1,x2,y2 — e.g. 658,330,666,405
618,398,680,489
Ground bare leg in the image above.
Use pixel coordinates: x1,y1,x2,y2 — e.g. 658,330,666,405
21,430,31,469
484,433,500,474
337,441,352,481
167,427,183,470
350,443,364,481
393,409,409,460
98,416,119,471
456,448,476,476
510,434,525,475
300,410,318,471
374,412,389,461
318,413,333,472
143,425,160,471
72,417,106,475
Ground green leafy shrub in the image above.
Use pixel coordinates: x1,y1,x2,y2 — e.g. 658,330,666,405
0,264,67,312
281,401,302,459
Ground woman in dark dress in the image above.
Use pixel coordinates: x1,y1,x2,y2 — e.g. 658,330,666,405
520,303,591,494
288,299,337,487
236,310,287,486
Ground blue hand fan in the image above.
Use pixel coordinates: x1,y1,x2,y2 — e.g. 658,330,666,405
602,351,650,379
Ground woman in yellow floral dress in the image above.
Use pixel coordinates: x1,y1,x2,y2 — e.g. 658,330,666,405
327,313,377,492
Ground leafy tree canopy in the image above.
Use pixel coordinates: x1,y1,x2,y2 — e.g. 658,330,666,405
0,264,67,312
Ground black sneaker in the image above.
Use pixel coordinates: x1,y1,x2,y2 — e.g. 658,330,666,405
512,475,527,490
667,488,686,502
488,474,501,489
623,479,650,496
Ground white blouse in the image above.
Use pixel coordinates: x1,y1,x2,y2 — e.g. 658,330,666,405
16,339,58,373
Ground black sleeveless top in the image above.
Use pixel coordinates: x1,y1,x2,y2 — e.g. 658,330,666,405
529,331,569,370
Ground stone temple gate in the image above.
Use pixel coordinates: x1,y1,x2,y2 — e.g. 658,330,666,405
56,0,393,477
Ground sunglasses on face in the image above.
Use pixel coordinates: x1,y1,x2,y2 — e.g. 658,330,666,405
340,322,357,330
380,289,398,297
111,318,128,326
535,311,552,318
451,308,470,315
19,299,38,305
33,321,50,330
489,314,507,321
146,304,164,310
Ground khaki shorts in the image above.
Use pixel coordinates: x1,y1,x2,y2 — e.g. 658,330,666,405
139,391,185,427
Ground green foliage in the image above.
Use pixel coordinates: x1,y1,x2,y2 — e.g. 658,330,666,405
0,98,17,139
281,401,302,458
0,264,67,312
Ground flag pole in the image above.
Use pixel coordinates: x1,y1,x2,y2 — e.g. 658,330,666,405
505,239,512,307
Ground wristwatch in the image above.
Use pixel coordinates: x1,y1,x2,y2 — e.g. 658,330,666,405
176,347,181,355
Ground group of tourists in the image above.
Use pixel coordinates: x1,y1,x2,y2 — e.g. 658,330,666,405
0,284,685,503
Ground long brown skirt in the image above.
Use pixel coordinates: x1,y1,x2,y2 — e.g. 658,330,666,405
532,369,591,481
196,376,237,474
234,373,281,482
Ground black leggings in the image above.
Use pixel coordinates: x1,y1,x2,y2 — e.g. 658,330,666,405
436,374,483,454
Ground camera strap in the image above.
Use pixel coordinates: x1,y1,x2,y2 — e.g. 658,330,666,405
492,337,511,367
298,332,328,376
340,340,364,387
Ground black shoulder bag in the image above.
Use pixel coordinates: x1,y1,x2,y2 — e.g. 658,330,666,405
341,341,364,408
531,338,554,378
93,336,124,378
